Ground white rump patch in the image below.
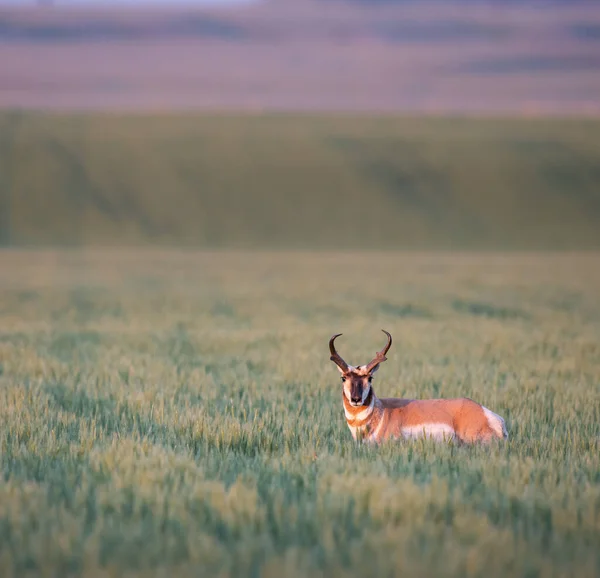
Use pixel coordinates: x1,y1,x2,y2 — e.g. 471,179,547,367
482,406,508,439
401,423,456,441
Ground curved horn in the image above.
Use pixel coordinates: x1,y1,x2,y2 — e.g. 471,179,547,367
329,333,349,372
366,329,392,372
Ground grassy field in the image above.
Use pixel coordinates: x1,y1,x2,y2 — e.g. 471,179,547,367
0,249,599,578
1,113,600,250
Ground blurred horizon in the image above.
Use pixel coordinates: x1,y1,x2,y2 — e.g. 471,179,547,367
1,0,599,251
2,113,599,250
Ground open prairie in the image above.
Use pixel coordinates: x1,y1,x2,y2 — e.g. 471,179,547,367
1,249,599,577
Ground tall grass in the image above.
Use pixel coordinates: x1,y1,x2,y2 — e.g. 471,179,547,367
0,249,599,577
1,114,600,249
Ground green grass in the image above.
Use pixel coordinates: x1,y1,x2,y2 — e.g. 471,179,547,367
1,113,600,249
0,249,599,578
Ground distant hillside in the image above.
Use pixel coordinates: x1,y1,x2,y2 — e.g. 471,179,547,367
1,113,599,250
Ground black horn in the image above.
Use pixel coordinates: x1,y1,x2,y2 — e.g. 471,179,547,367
329,333,349,372
365,330,392,372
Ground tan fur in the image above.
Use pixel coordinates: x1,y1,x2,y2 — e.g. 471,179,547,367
331,330,508,444
343,389,507,444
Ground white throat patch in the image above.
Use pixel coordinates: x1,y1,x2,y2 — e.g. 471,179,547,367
344,396,375,422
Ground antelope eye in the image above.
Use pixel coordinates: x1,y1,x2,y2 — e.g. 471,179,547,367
341,377,346,382
368,377,373,383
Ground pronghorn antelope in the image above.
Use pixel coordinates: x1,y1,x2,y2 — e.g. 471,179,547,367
330,330,508,444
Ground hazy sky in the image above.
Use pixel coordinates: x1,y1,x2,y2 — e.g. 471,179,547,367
0,0,254,5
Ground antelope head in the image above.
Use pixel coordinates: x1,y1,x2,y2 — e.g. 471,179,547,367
329,330,392,406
